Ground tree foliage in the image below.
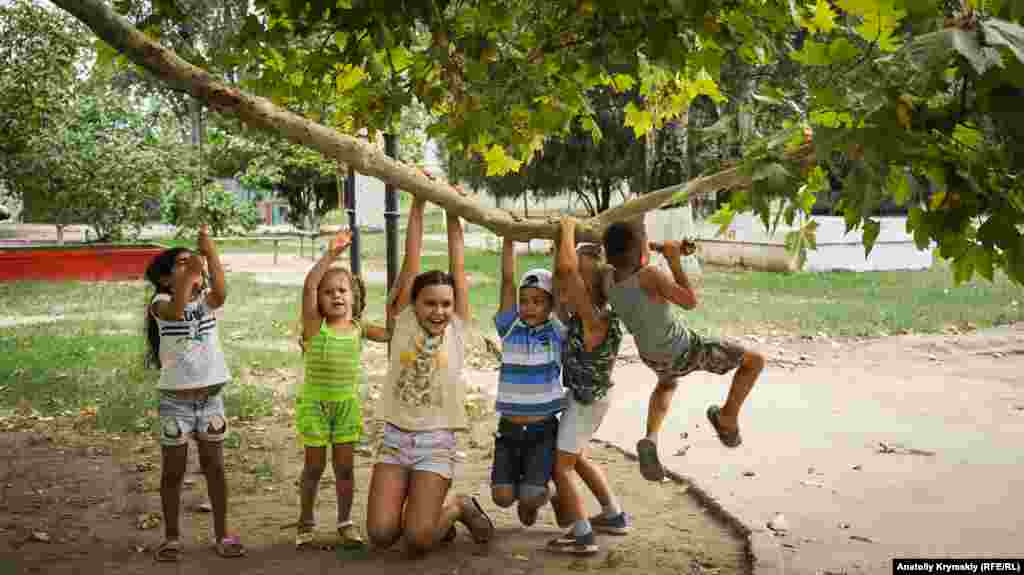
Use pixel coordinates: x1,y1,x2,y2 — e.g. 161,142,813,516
50,0,1024,285
12,87,174,241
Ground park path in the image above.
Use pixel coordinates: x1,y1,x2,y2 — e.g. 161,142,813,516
586,326,1024,574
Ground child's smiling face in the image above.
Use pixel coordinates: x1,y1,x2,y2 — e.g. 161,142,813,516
414,284,455,336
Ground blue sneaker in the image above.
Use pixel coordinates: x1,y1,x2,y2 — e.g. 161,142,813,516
547,529,599,555
589,512,631,535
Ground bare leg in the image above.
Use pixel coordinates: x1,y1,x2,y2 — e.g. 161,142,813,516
552,451,583,529
645,380,678,442
197,439,228,540
719,351,764,431
160,444,188,540
331,443,355,525
575,454,615,512
298,447,327,531
403,471,459,556
366,463,409,549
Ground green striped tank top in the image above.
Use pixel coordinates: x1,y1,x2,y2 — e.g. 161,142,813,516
301,321,363,402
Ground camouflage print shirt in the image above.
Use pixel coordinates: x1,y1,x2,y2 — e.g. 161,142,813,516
561,308,623,404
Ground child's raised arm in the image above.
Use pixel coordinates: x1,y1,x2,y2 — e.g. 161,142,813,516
387,197,426,319
198,225,227,310
556,217,607,349
447,210,470,321
499,237,516,314
641,240,698,310
301,230,352,341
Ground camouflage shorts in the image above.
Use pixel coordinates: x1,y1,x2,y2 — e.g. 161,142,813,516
640,329,747,387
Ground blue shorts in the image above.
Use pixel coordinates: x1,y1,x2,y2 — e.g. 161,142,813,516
158,387,227,447
490,416,558,489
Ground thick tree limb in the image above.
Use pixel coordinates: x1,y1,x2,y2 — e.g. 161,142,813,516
52,0,811,242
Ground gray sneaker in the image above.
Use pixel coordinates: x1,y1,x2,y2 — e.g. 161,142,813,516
590,512,631,535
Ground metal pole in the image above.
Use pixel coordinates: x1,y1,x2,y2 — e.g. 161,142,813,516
384,134,399,298
346,166,361,277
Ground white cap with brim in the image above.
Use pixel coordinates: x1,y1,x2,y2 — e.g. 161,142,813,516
519,268,553,296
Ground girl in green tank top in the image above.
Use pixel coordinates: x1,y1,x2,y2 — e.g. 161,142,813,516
295,230,390,550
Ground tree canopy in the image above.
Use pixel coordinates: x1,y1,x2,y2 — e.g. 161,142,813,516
47,0,1024,285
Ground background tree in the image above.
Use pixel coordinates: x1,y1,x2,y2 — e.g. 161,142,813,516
52,0,1024,286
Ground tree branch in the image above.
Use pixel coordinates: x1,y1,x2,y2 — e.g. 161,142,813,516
52,0,812,242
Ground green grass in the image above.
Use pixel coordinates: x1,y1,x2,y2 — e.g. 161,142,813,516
1,251,1021,433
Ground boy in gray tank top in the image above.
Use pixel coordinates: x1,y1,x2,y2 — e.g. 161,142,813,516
603,221,765,482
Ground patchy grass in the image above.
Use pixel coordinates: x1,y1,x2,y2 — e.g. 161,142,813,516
688,262,1023,337
2,251,1020,431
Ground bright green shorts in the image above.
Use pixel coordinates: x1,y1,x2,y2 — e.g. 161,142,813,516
295,395,364,448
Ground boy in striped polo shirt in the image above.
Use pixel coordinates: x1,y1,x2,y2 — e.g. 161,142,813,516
490,238,567,527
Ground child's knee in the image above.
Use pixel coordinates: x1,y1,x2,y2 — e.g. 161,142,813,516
367,525,401,549
491,485,517,508
332,463,354,481
742,350,765,371
404,525,435,553
517,483,549,509
302,461,327,481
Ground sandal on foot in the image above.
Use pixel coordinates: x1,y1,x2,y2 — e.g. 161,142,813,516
154,539,183,562
336,522,365,549
214,535,246,558
442,526,457,544
636,438,666,481
707,405,742,448
457,495,495,544
295,529,316,550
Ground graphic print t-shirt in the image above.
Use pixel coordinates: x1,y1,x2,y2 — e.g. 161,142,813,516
151,292,231,390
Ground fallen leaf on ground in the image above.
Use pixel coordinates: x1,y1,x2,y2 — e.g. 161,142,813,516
849,535,874,543
30,532,50,543
767,513,789,533
137,512,161,530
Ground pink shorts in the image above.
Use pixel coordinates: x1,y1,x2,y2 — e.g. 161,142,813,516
376,423,459,479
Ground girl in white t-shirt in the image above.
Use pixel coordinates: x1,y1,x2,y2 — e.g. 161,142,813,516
144,225,244,562
365,197,494,555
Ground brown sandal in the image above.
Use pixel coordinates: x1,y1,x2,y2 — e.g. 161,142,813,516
707,405,742,448
457,495,495,544
213,535,246,558
154,539,183,562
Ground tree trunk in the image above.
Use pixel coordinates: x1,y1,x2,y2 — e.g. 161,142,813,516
51,0,812,243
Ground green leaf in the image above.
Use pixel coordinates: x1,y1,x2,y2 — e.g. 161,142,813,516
623,101,654,137
836,0,877,17
804,0,838,34
790,40,832,66
856,2,907,52
949,29,1004,75
952,250,975,285
975,245,995,281
888,166,911,206
863,218,881,256
611,74,635,92
581,115,603,143
690,68,725,103
483,144,523,177
709,204,736,238
982,19,1024,65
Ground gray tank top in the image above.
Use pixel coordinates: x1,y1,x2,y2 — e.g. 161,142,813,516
605,267,689,362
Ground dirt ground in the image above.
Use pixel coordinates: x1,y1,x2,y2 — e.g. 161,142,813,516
0,383,749,575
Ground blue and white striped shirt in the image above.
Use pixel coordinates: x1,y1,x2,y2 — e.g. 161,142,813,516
494,307,567,417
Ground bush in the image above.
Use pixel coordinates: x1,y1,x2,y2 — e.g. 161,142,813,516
161,178,261,237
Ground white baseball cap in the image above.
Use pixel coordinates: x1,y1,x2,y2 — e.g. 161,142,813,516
519,268,553,295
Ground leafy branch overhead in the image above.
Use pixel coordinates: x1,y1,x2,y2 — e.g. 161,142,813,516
44,0,1024,285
